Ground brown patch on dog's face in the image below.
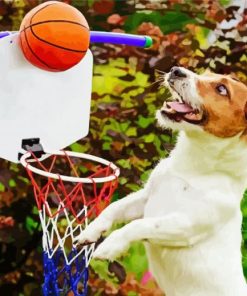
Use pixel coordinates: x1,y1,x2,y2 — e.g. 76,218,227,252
196,73,247,138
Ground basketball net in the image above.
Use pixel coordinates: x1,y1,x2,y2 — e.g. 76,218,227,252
20,150,119,296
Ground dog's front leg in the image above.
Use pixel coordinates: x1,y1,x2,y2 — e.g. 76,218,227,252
75,188,148,245
93,213,195,260
93,190,236,260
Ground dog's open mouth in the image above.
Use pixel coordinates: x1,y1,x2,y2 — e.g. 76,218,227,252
161,101,204,124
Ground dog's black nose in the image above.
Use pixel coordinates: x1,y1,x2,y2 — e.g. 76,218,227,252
170,67,187,79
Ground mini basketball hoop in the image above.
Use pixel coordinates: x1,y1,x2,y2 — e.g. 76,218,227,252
19,140,119,296
0,15,152,295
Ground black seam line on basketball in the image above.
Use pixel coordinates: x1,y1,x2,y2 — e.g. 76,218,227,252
28,2,88,53
22,28,61,71
29,2,58,24
20,20,89,32
29,26,87,53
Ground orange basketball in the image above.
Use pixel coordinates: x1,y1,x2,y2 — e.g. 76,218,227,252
19,1,90,72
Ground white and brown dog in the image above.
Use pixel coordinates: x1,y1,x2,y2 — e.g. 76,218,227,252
77,67,247,296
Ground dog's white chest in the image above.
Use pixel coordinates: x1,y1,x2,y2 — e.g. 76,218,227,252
143,158,242,219
144,172,201,218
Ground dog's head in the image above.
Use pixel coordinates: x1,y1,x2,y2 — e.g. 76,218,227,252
156,67,247,138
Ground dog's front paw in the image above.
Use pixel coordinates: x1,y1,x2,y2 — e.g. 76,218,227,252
75,218,111,246
75,228,98,246
93,231,129,261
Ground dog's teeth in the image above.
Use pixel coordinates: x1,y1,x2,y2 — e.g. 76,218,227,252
184,111,203,121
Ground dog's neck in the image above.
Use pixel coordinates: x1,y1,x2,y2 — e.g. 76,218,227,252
169,130,247,181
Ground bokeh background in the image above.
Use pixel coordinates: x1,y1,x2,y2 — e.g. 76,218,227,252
0,0,246,295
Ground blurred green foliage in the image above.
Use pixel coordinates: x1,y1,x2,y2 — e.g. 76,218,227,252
124,11,197,33
0,0,246,295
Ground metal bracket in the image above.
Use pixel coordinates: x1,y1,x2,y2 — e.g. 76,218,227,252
18,138,45,160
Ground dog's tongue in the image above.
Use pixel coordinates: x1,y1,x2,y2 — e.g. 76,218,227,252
168,102,193,113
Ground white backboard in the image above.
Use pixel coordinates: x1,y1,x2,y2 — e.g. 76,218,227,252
0,33,93,163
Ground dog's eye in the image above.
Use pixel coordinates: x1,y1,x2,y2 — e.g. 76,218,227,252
216,84,228,96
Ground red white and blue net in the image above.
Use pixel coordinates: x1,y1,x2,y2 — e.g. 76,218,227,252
20,150,119,296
